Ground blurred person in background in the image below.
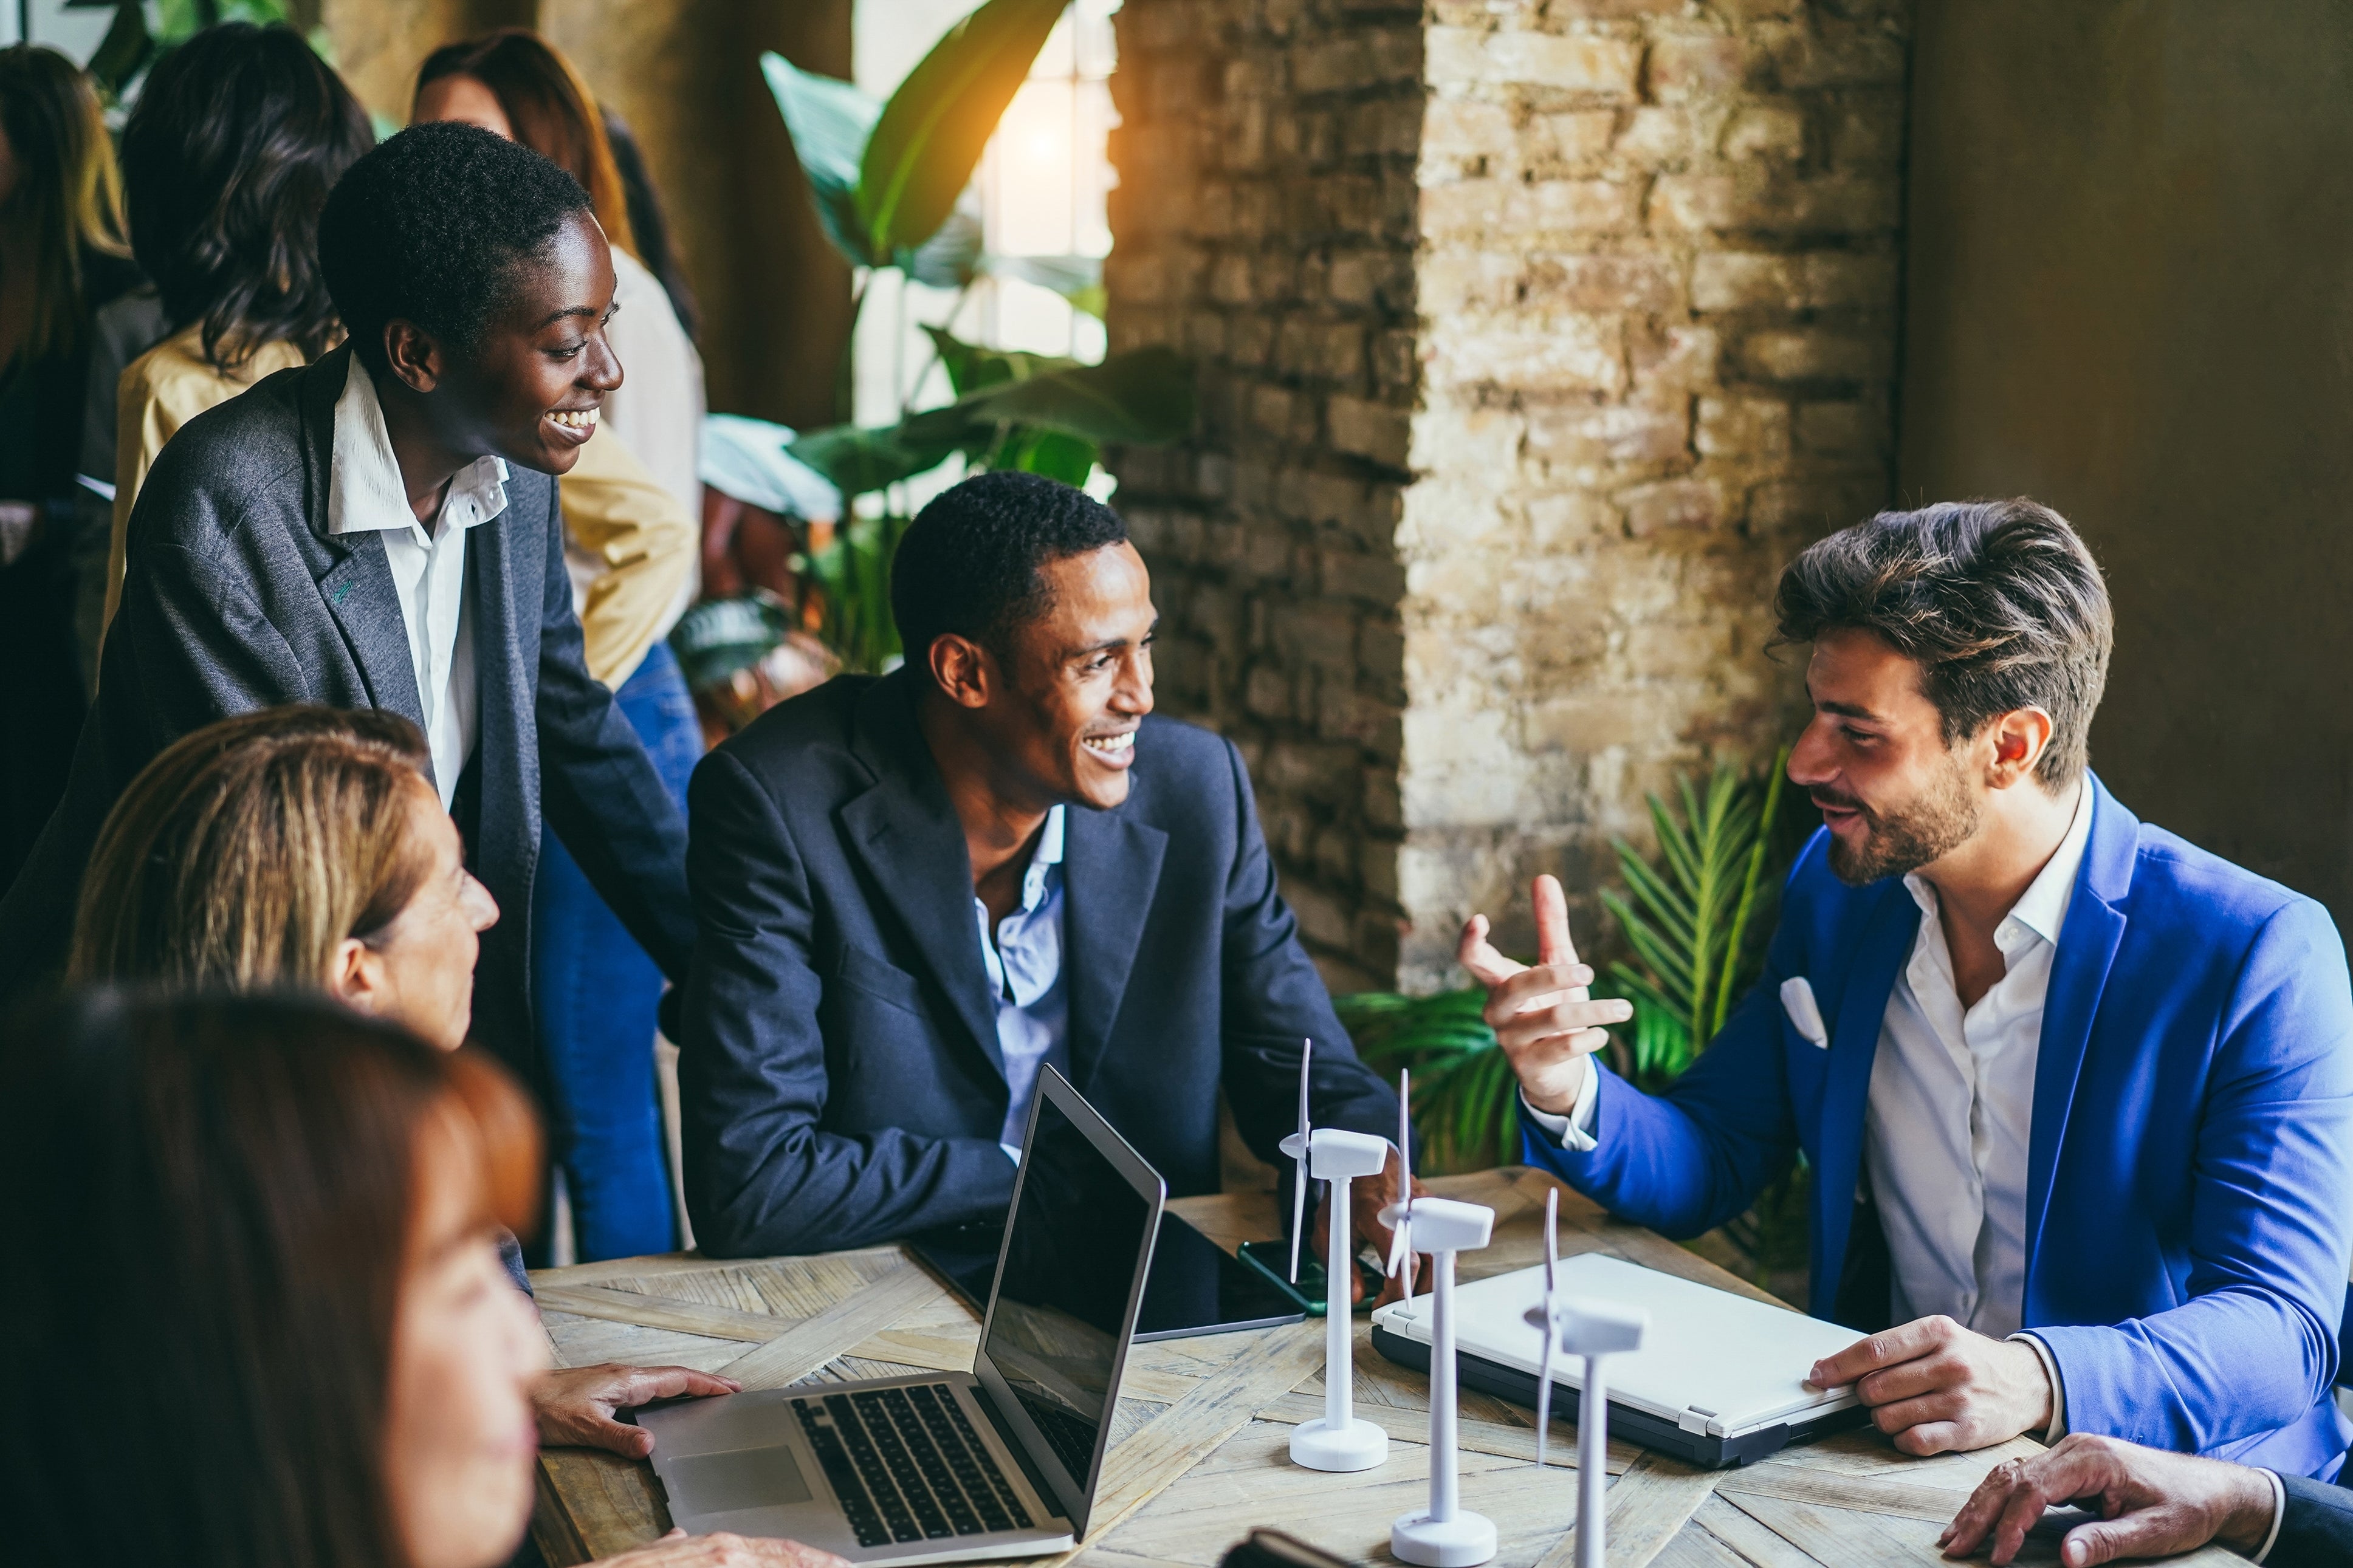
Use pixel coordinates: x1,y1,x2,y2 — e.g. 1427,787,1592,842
96,21,373,639
414,29,704,1261
0,44,137,887
0,988,846,1568
67,704,741,1463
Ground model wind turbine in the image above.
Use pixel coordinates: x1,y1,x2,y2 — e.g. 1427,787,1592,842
1382,1182,1496,1567
1525,1189,1650,1568
1383,1069,1417,1301
1279,1041,1392,1472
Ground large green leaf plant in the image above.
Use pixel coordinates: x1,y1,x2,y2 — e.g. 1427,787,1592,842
1336,750,1806,1281
743,0,1193,674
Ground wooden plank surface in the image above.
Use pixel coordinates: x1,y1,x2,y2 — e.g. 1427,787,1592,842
529,1168,2228,1568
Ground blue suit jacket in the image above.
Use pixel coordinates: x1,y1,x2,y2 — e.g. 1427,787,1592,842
1525,776,2353,1476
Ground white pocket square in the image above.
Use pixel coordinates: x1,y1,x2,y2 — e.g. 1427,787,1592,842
1779,976,1829,1048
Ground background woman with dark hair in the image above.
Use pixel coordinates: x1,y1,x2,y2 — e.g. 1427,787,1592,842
96,20,374,637
0,990,842,1568
0,43,137,889
416,30,707,1264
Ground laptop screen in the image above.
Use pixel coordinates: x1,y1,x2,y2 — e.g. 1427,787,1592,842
975,1085,1155,1515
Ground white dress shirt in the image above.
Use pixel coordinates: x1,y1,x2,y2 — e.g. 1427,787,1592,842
1528,782,2095,1429
327,357,508,809
1869,781,2091,1341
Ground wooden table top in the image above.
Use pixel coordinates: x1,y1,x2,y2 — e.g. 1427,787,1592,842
529,1166,2234,1567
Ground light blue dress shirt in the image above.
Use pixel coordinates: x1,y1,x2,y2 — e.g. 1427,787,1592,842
977,805,1070,1156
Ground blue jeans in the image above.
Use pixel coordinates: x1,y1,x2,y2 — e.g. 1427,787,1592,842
532,640,699,1261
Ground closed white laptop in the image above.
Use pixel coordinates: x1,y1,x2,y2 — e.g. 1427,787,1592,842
1370,1253,1864,1467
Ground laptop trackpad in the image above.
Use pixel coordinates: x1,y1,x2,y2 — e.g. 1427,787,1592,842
667,1444,815,1515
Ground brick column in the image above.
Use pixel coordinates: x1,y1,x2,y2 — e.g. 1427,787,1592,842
1110,0,1911,990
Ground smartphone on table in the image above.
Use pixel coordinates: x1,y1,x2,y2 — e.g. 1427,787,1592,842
1235,1238,1386,1316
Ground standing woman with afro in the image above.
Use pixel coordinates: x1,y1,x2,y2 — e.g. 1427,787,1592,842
414,29,706,1262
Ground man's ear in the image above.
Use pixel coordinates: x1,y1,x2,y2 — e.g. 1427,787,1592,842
928,633,997,711
382,319,444,396
1984,707,2055,789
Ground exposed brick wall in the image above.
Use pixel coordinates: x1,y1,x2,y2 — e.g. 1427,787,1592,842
1110,0,1911,991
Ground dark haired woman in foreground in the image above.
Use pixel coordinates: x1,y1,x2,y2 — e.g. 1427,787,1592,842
0,43,137,886
95,21,376,637
0,991,845,1568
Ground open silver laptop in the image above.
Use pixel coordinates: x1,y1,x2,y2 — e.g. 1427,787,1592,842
639,1067,1166,1563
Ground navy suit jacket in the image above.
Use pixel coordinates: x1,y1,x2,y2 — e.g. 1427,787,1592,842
679,669,1399,1256
0,346,695,1078
2276,1472,2353,1566
1525,776,2353,1476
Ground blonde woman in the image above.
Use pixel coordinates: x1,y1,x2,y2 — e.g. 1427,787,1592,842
69,703,732,1464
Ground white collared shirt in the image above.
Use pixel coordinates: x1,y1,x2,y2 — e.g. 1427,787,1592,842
1867,780,2092,1343
327,357,508,809
1530,784,2095,1353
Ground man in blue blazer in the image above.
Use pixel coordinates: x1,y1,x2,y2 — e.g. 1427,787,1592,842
1462,499,2353,1476
681,472,1403,1261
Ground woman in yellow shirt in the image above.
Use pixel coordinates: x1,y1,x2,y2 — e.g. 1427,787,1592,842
98,24,369,635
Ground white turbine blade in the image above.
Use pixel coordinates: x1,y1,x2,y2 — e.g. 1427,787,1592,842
1534,1333,1554,1470
1545,1186,1559,1289
1288,1038,1312,1283
1383,1070,1408,1277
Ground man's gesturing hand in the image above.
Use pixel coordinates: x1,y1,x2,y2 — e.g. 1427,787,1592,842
1808,1316,2053,1457
1939,1434,2276,1566
1458,874,1630,1116
534,1363,744,1457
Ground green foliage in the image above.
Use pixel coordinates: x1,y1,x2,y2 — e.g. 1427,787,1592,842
796,515,909,676
757,4,1194,676
1335,989,1521,1175
758,53,879,266
1599,751,1789,1088
856,0,1069,262
81,0,309,98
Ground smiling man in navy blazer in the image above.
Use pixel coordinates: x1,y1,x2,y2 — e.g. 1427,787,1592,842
1462,499,2353,1478
680,471,1401,1262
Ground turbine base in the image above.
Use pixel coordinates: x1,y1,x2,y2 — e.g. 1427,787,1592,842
1390,1510,1497,1567
1287,1417,1388,1473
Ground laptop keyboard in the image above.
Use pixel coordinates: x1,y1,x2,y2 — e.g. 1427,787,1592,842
791,1385,1036,1549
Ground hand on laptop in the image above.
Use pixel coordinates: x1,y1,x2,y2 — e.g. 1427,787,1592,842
1310,1142,1432,1308
1460,875,1632,1117
534,1363,744,1457
596,1527,852,1566
1939,1434,2278,1566
1807,1316,2055,1456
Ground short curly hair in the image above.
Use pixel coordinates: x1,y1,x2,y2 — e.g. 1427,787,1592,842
319,119,591,378
1773,499,2112,789
890,471,1129,683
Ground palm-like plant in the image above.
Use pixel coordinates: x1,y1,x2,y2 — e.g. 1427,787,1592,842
1601,750,1789,1089
743,0,1195,673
